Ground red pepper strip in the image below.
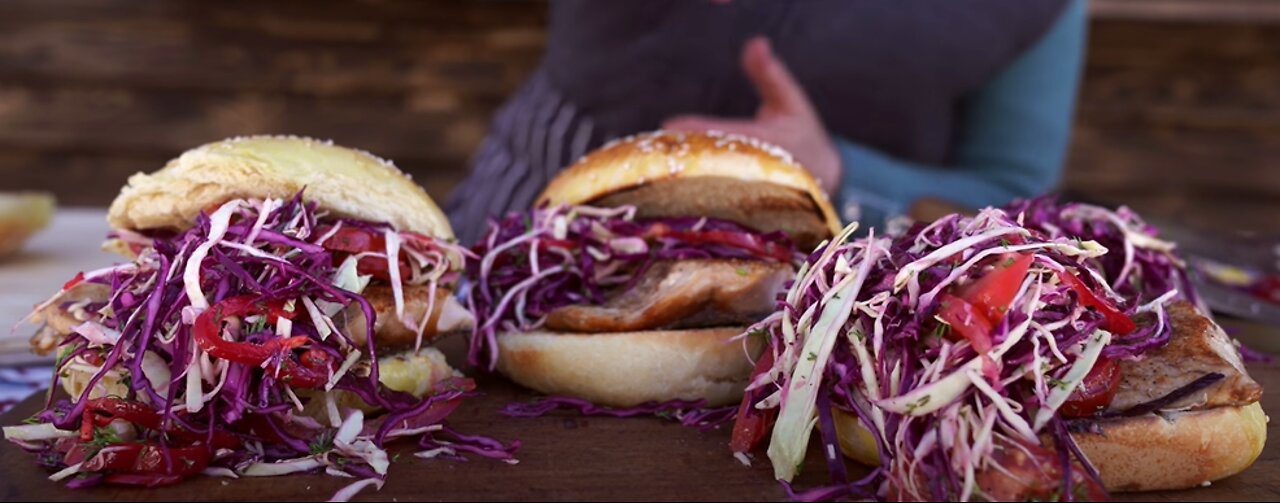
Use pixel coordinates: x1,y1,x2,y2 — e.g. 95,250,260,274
730,350,777,454
217,295,299,326
193,296,329,388
81,442,210,477
646,224,793,262
1056,271,1137,335
63,272,86,291
80,398,241,450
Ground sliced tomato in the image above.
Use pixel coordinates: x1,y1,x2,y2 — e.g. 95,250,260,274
322,226,411,282
730,350,777,453
935,293,994,354
1059,356,1122,418
958,253,1033,324
356,255,412,282
1056,271,1136,335
324,227,385,254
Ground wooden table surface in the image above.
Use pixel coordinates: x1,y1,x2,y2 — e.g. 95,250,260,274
1,211,1279,501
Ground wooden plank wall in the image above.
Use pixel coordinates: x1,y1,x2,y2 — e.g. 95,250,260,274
1072,14,1280,233
0,0,546,204
0,0,1276,233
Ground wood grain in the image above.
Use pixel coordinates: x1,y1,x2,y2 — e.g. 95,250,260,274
0,0,544,206
1,331,1278,502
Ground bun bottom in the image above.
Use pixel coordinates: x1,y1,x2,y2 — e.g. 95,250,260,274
496,327,759,408
832,402,1268,492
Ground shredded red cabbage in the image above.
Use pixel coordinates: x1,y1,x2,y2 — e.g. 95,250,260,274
4,192,511,496
468,204,799,370
1007,196,1199,306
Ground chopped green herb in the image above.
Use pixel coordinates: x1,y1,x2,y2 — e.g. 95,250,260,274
54,345,78,370
905,395,931,415
309,430,335,455
88,426,124,451
248,317,269,335
806,352,817,361
735,268,749,277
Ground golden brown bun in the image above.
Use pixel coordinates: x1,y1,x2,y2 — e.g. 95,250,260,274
496,327,761,408
0,192,55,257
832,402,1269,492
1073,402,1268,491
538,131,841,243
107,136,453,240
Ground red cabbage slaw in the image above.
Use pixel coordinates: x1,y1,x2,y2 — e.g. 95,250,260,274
748,205,1186,502
467,203,800,371
1007,196,1198,308
2,193,513,500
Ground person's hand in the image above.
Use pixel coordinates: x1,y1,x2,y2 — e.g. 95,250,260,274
663,37,842,195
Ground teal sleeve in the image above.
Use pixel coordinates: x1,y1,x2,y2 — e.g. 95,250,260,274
836,0,1087,230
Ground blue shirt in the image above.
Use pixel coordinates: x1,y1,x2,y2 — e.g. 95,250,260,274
837,0,1087,230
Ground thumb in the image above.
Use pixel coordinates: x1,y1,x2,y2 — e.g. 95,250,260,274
662,115,768,138
740,37,813,116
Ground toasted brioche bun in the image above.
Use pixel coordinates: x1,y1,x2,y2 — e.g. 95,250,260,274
0,192,55,257
107,136,453,240
496,327,761,408
1073,402,1268,491
831,402,1268,492
538,130,841,245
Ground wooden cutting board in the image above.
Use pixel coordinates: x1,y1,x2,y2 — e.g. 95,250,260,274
2,337,1279,501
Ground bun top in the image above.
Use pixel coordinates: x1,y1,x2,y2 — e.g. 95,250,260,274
538,131,842,240
107,136,454,240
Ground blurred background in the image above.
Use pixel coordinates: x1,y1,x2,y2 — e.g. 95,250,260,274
0,0,1277,233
